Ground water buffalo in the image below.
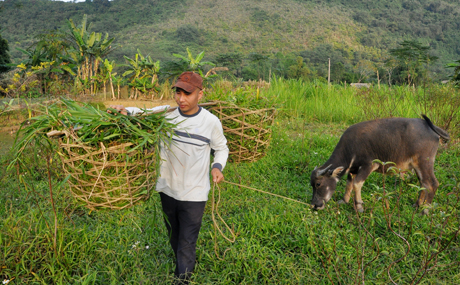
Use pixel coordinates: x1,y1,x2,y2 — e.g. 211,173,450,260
310,115,449,214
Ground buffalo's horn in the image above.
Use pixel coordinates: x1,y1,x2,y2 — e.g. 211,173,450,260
316,164,332,177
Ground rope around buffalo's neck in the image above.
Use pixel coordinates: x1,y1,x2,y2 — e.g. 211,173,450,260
211,180,311,260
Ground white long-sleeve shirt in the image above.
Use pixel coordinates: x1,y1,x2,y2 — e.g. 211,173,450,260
155,107,229,201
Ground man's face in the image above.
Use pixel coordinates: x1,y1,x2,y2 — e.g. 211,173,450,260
174,87,203,115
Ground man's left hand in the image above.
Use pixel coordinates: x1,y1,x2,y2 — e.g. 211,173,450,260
107,105,128,115
211,168,224,183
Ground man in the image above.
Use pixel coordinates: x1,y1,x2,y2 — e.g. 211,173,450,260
110,71,229,283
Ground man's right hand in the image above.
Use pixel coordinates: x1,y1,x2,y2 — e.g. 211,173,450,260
107,105,128,115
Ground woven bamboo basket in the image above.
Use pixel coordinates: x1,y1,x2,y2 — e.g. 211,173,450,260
208,102,276,163
58,133,157,210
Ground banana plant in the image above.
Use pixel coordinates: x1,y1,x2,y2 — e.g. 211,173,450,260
16,44,49,68
134,77,157,95
144,59,161,99
103,59,117,100
172,47,215,77
123,53,143,99
111,75,126,100
66,14,116,95
123,49,160,99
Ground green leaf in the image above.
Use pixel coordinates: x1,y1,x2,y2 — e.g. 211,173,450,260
173,53,187,61
88,32,96,47
51,68,64,74
195,51,205,63
123,70,134,77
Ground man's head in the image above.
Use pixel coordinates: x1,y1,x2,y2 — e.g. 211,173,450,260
173,72,203,115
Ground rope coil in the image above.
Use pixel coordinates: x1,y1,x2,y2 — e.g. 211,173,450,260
211,182,236,260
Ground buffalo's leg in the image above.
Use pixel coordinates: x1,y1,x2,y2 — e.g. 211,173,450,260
353,181,366,212
413,156,439,214
352,163,379,212
338,173,354,204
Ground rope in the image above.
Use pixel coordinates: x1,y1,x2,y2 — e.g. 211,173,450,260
223,180,312,207
211,182,236,260
211,179,312,260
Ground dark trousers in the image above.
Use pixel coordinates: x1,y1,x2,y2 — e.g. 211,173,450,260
159,192,207,281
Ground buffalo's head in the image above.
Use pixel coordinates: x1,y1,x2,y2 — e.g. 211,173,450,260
310,164,344,210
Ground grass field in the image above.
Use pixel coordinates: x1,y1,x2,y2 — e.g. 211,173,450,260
1,79,460,284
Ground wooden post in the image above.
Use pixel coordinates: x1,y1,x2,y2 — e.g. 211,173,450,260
328,58,331,86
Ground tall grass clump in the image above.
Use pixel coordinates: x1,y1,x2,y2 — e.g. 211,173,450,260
355,83,460,139
263,77,364,124
355,85,418,119
258,77,460,140
413,84,460,139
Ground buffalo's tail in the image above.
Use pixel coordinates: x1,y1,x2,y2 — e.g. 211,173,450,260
422,114,450,141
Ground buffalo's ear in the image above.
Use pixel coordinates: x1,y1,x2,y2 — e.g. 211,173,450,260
328,167,344,178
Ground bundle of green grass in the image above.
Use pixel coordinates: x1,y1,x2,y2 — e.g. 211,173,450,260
11,98,176,210
206,86,276,163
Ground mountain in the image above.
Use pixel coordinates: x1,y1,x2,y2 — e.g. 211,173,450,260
1,0,459,82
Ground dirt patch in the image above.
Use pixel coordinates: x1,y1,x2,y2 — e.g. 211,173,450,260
0,112,28,134
0,123,21,134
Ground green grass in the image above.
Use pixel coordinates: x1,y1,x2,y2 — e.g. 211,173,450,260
1,79,460,284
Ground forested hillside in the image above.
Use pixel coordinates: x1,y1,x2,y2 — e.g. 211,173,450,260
1,0,459,83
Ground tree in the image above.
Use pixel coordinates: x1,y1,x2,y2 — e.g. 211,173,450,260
247,52,269,81
354,59,375,83
215,52,243,77
288,56,311,79
389,40,438,86
0,33,11,74
446,59,460,87
384,57,398,87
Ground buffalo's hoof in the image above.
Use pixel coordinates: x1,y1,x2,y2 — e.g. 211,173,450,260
337,199,347,205
355,203,364,213
421,208,429,215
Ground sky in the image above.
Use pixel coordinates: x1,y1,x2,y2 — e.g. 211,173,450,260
57,0,114,2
